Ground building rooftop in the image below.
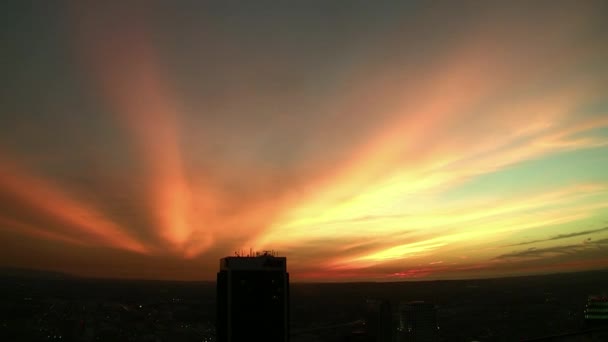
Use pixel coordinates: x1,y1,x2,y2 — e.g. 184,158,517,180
219,251,287,271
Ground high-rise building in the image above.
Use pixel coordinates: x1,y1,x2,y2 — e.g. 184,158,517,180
397,301,439,342
584,294,608,328
216,251,289,342
365,299,393,342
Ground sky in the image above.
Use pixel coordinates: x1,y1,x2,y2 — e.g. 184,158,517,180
1,1,608,281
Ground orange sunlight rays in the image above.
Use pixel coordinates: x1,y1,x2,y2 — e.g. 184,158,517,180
251,33,608,274
79,9,243,258
0,156,147,253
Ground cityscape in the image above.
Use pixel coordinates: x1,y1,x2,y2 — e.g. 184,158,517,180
1,258,607,341
2,1,608,341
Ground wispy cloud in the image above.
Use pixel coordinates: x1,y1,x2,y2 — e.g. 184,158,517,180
495,238,608,260
506,226,608,247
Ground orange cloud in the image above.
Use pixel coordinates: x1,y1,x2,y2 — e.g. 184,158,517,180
0,155,147,253
0,216,88,247
75,10,306,259
59,1,608,280
75,6,206,255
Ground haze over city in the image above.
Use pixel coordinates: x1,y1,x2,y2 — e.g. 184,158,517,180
1,1,608,281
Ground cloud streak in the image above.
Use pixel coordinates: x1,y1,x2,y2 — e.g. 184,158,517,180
0,154,147,253
495,238,608,260
506,226,608,247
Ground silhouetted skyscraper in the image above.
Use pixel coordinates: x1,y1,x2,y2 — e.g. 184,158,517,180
398,301,439,342
366,299,393,342
216,251,289,342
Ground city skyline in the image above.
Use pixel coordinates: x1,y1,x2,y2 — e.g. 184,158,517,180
1,1,608,281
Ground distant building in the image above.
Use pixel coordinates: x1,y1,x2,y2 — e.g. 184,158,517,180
365,299,393,342
216,251,289,342
585,294,608,328
397,301,439,342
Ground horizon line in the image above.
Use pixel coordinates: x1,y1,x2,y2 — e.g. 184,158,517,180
1,266,607,284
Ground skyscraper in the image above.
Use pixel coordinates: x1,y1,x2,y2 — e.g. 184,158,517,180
365,299,393,342
216,251,289,342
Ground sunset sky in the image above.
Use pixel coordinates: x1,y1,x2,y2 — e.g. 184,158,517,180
1,1,608,281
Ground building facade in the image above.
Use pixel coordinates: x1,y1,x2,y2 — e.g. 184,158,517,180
584,294,608,328
216,252,289,342
365,299,393,342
